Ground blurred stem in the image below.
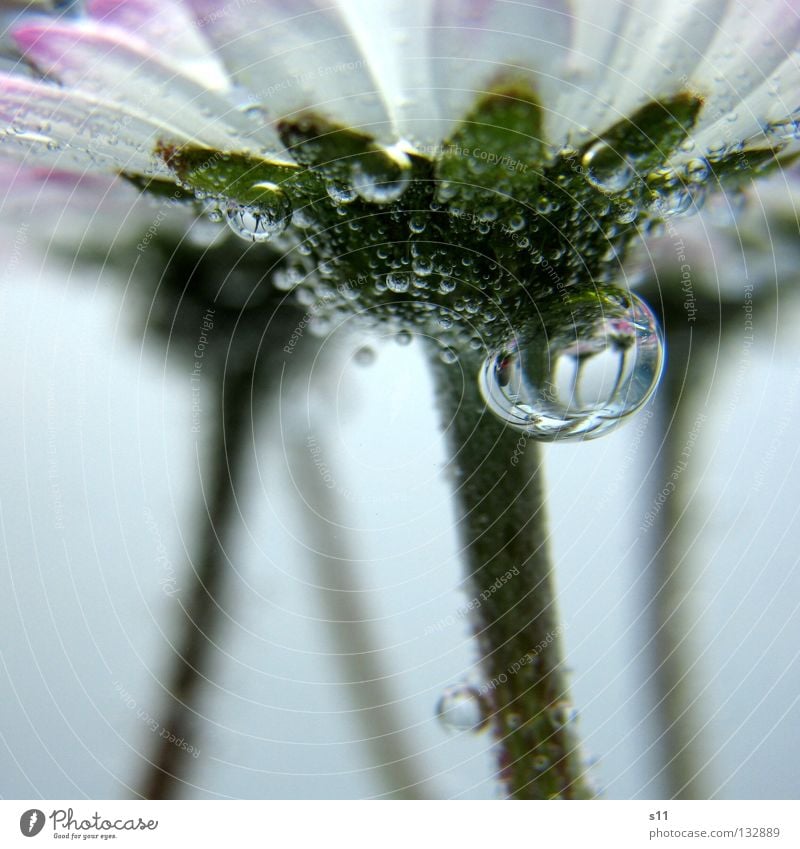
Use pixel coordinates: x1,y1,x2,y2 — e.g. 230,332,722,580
140,365,252,800
291,430,434,799
644,328,710,799
431,352,591,800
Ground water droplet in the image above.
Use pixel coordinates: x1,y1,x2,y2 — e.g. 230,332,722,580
650,184,702,219
409,213,427,234
273,267,304,291
396,329,413,346
478,291,664,440
351,143,412,204
436,685,490,733
507,213,526,232
354,346,376,366
685,157,710,183
532,754,550,772
614,201,639,224
582,140,635,192
326,181,357,205
439,347,458,365
225,183,292,242
548,701,578,728
412,256,433,277
386,272,411,293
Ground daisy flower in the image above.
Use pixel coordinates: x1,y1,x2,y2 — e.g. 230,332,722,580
2,0,800,800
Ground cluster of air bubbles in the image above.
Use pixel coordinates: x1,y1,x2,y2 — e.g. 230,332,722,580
436,684,491,733
224,182,293,242
478,290,665,441
646,163,712,220
351,142,413,204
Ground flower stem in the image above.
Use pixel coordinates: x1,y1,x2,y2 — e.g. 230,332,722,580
140,364,253,800
291,428,436,799
431,352,592,799
643,328,710,799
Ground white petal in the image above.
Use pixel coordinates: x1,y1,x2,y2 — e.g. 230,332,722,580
185,0,394,138
685,2,800,158
428,0,572,144
0,72,175,175
339,0,443,149
552,0,729,147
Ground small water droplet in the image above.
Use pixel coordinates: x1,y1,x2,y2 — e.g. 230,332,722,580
478,291,664,440
354,346,376,366
386,272,411,293
614,201,639,224
409,213,427,234
439,347,458,365
548,701,578,728
351,143,412,204
436,685,490,733
685,157,711,183
225,183,292,242
273,267,304,291
326,181,357,205
582,140,635,192
396,329,413,346
532,754,550,772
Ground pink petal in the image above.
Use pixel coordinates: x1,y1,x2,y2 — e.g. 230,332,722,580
86,0,229,90
13,21,287,158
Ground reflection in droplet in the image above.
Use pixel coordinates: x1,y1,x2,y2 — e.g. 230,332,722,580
436,684,490,733
478,290,665,441
325,181,357,205
225,183,292,242
582,140,635,193
351,143,412,204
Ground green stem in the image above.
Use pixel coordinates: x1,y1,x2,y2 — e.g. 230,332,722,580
431,352,592,799
140,365,252,799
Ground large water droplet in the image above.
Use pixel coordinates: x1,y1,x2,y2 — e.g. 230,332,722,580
436,685,490,733
478,291,664,440
582,140,636,193
351,143,412,204
225,183,292,242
